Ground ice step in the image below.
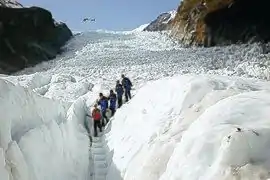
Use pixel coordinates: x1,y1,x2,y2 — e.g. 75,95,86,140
93,154,106,161
92,146,106,154
94,161,108,169
92,143,104,148
94,174,106,180
95,167,108,175
92,138,105,143
90,133,108,180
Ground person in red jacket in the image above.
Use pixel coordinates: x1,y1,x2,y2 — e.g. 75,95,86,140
92,104,102,137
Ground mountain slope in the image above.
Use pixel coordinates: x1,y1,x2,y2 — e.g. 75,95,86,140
171,0,270,46
143,10,176,32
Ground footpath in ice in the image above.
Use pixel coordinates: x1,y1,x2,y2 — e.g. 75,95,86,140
2,73,270,180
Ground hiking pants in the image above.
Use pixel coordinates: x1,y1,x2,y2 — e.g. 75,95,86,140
110,107,116,117
124,89,131,102
94,120,102,136
101,111,108,126
117,96,123,108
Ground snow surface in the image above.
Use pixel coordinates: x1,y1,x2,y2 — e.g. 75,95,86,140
169,10,177,19
131,10,176,32
106,74,270,180
0,78,94,180
131,24,150,32
163,10,177,24
2,30,270,180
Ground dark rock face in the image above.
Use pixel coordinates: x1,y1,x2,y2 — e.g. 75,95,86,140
143,12,175,32
0,6,73,74
204,0,270,46
171,0,270,47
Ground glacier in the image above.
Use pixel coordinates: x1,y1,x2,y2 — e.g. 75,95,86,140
1,30,270,180
0,78,92,180
106,74,270,180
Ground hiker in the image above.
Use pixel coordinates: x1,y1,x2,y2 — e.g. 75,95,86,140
115,80,124,108
91,104,102,137
109,89,117,116
97,93,109,126
121,74,133,102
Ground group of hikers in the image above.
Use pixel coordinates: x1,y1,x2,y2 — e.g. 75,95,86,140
89,74,133,137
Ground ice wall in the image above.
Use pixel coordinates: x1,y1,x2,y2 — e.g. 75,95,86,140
0,79,91,180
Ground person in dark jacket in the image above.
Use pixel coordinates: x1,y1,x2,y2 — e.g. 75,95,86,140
97,93,109,126
121,74,132,102
109,90,117,116
115,80,124,108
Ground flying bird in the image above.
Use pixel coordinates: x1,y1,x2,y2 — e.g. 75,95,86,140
82,18,96,22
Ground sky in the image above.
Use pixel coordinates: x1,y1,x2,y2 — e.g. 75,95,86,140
19,0,180,31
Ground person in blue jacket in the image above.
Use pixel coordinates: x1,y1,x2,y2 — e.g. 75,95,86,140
97,93,108,126
115,80,124,108
109,90,117,116
121,74,133,102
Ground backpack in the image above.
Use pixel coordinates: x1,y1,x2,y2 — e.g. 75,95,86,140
92,108,102,121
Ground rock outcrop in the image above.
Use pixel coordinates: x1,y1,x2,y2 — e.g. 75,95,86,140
171,0,270,47
0,2,72,74
143,10,176,32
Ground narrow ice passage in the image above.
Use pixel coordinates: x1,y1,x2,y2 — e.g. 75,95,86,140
86,99,129,180
91,135,109,180
0,73,121,180
86,113,114,180
5,70,270,180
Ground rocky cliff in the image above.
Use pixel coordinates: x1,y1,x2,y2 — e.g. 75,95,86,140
0,1,72,74
171,0,270,47
143,10,176,32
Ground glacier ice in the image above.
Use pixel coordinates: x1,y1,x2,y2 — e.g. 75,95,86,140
0,79,91,180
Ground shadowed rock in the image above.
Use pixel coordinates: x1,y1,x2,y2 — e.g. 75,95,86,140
0,5,73,74
171,0,270,47
204,0,270,46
